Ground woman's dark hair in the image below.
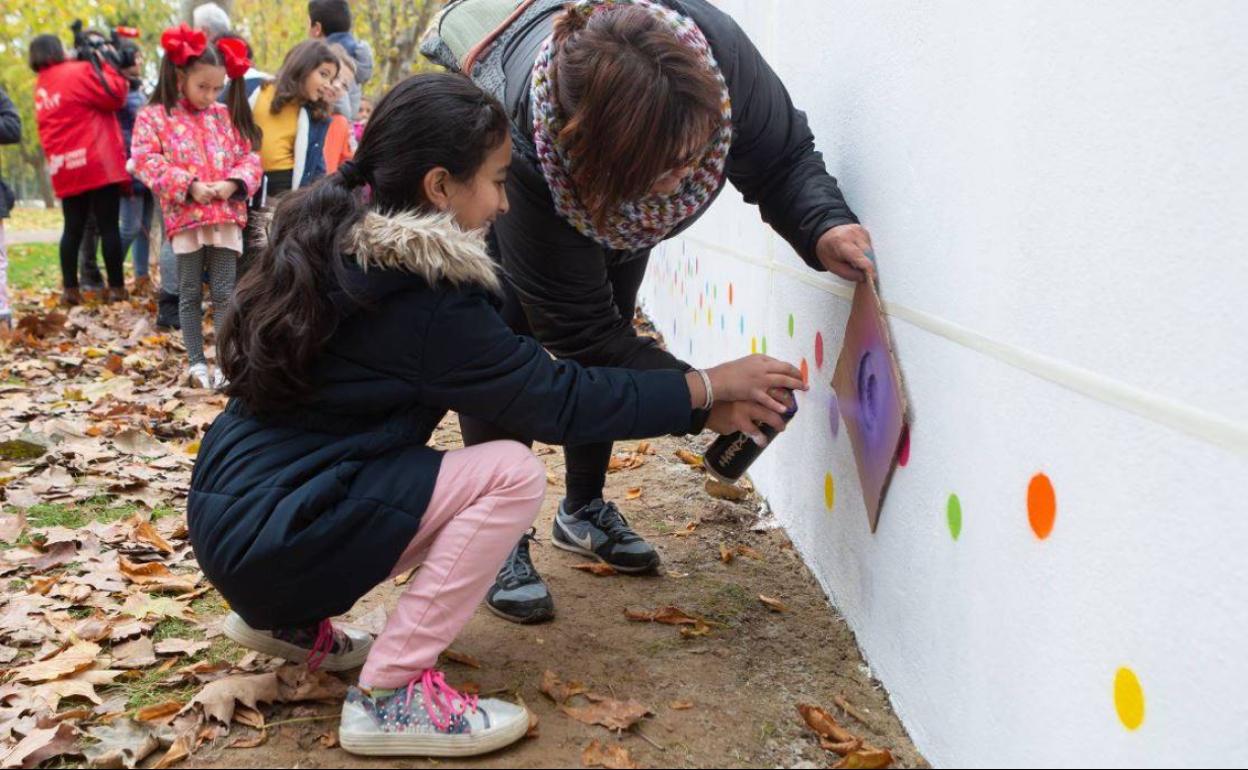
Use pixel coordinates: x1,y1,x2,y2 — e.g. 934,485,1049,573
269,39,338,122
151,39,261,150
29,35,67,73
219,73,508,412
550,5,722,227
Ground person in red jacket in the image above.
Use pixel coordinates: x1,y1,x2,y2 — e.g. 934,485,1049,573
29,34,130,305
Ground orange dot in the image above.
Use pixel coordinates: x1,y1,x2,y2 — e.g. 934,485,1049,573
800,358,809,386
1028,473,1056,539
729,283,734,305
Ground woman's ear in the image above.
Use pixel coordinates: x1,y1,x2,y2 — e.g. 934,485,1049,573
422,167,452,212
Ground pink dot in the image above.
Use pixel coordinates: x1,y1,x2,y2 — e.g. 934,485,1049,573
898,426,911,467
815,332,824,369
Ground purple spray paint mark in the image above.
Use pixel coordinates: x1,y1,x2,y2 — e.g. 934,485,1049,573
828,392,840,439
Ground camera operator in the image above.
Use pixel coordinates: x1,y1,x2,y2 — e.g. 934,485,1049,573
29,32,130,305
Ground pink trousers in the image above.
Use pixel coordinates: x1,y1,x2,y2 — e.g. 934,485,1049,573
358,440,546,688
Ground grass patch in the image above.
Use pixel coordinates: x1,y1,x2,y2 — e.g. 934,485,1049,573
5,242,59,291
22,496,146,531
698,579,755,624
6,206,63,232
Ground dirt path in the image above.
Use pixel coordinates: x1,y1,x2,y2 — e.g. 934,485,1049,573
187,420,926,769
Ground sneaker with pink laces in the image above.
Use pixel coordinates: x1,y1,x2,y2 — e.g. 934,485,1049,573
340,669,530,757
222,612,371,671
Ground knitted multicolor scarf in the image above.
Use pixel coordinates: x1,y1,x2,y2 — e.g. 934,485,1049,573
530,0,732,251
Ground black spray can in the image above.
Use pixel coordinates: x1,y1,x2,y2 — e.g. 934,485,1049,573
703,391,798,484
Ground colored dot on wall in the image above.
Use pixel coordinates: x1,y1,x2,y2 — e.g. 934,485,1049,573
707,308,713,326
739,316,745,335
762,337,768,355
751,337,757,354
800,357,809,386
721,315,725,331
828,393,840,439
1028,473,1057,539
1114,668,1145,730
788,314,795,338
729,283,735,305
713,285,718,300
815,332,824,369
946,494,962,540
824,473,835,510
898,426,911,467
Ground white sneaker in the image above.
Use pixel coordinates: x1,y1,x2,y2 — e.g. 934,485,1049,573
339,670,530,757
210,366,228,390
188,363,212,389
222,612,372,671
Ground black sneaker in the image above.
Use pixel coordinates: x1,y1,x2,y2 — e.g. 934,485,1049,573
552,499,660,573
486,529,554,624
156,290,180,330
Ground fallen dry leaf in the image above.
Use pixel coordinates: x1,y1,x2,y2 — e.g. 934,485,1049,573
183,672,280,724
12,640,101,683
634,441,655,455
135,701,183,722
232,704,265,729
797,703,858,744
759,594,790,613
736,545,764,560
669,700,694,710
582,738,640,769
571,562,618,577
128,519,174,554
81,719,160,768
679,619,713,638
0,721,78,769
833,747,894,769
442,649,481,669
705,479,749,501
625,487,643,500
562,695,651,731
719,543,734,563
674,449,703,467
111,636,158,669
624,606,700,626
154,639,212,658
0,512,26,543
539,670,587,704
151,734,190,769
228,729,267,749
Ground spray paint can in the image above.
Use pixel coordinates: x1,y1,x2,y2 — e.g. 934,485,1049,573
703,390,798,484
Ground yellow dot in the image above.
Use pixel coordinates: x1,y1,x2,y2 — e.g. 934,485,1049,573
751,337,757,354
1114,667,1145,730
824,473,835,510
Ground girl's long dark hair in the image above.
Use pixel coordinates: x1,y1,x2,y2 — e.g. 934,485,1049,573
151,40,261,149
268,39,339,122
219,73,508,413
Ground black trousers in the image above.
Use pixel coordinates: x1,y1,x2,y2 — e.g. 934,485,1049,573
60,185,123,290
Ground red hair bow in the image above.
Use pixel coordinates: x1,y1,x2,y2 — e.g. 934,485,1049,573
216,37,251,80
160,23,207,67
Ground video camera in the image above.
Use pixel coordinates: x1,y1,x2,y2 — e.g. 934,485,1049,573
71,19,140,71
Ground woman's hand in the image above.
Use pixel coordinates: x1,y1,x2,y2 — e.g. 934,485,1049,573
705,355,806,413
817,223,876,282
706,398,791,447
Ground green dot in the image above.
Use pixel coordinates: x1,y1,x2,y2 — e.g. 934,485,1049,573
947,494,962,540
788,314,795,337
762,336,768,355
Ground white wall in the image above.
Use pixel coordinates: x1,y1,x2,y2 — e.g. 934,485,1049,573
639,2,1248,766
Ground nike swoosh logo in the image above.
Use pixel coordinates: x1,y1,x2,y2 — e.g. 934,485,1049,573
557,517,594,551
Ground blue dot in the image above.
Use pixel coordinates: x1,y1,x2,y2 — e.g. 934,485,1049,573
739,316,745,335
720,315,725,330
689,339,694,355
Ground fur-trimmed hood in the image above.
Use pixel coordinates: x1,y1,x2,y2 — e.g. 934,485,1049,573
347,210,500,293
